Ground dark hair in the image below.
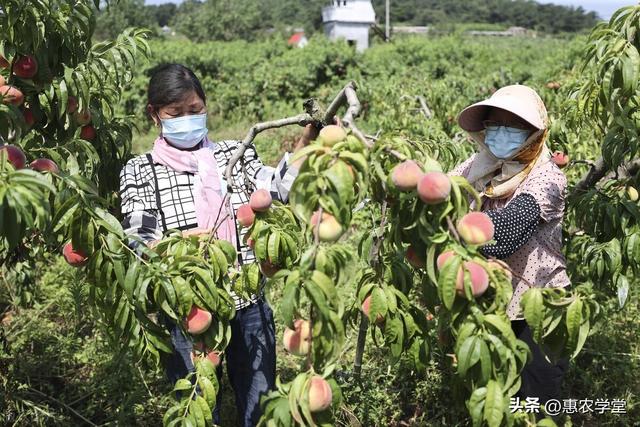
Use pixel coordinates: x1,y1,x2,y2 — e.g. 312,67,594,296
147,63,206,111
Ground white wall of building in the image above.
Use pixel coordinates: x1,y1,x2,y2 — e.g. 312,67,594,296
324,22,371,52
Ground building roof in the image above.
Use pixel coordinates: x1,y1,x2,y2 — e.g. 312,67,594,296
288,32,306,45
322,0,376,24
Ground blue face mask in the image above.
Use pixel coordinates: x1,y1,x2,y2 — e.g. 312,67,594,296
484,126,530,159
161,113,208,149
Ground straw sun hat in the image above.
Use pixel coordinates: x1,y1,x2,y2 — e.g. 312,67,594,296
457,84,548,132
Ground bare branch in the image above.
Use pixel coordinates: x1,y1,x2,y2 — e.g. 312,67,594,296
570,156,606,198
324,81,358,124
570,157,640,199
224,113,314,191
416,95,432,119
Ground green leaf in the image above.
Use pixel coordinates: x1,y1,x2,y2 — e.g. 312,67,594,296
457,336,481,377
438,255,461,310
483,380,505,427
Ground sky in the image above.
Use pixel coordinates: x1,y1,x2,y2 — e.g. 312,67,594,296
143,1,637,21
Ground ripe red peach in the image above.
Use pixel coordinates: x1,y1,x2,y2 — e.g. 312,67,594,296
405,245,426,268
184,306,212,335
30,158,59,173
0,85,24,106
237,204,255,227
417,171,451,204
391,160,423,191
456,212,494,245
361,294,384,325
283,319,311,356
456,261,489,298
62,242,88,267
308,376,333,413
13,55,38,79
0,144,27,169
80,125,96,141
249,189,272,212
67,96,78,114
436,250,456,270
22,108,35,127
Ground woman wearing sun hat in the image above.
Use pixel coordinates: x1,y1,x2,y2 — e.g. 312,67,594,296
450,84,571,405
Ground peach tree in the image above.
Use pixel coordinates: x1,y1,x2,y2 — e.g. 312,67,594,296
249,9,640,427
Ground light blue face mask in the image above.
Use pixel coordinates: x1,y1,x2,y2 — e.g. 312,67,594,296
161,113,208,149
484,126,530,159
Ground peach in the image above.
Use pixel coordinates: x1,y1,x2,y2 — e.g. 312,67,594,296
487,259,512,281
73,110,91,125
260,260,281,278
22,108,35,127
282,319,311,356
361,294,384,325
0,85,24,106
67,96,78,114
247,237,255,249
417,171,451,204
311,211,344,242
62,242,88,267
206,350,222,367
249,189,272,212
318,125,347,147
0,144,26,169
405,245,425,268
80,125,96,141
436,250,456,270
184,306,212,335
237,204,255,227
391,160,423,191
30,158,59,173
551,151,569,168
627,186,638,202
308,376,332,413
0,75,5,86
13,55,38,79
456,212,494,245
456,261,489,298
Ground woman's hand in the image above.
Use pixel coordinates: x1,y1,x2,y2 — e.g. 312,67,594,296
295,123,320,150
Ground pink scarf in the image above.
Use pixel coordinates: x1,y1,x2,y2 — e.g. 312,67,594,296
151,137,237,247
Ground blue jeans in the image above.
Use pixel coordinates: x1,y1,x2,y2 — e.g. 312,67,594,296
162,299,277,426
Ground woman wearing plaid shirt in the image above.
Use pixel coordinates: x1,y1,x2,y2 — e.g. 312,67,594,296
119,64,315,426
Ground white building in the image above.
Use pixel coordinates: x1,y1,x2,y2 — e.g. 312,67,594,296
322,0,376,52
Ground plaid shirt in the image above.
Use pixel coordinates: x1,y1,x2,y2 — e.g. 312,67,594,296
119,140,299,310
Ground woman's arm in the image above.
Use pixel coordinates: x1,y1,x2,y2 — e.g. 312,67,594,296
480,193,541,259
119,159,164,253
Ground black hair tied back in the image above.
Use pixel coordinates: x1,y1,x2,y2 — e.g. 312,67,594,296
147,63,206,111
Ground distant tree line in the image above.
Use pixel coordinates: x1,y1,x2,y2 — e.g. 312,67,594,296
94,0,600,41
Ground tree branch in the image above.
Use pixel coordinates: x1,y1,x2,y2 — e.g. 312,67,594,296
570,156,640,199
224,82,364,193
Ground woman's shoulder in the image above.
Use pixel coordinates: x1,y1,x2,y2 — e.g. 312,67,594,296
527,158,567,188
212,139,241,157
120,153,155,181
